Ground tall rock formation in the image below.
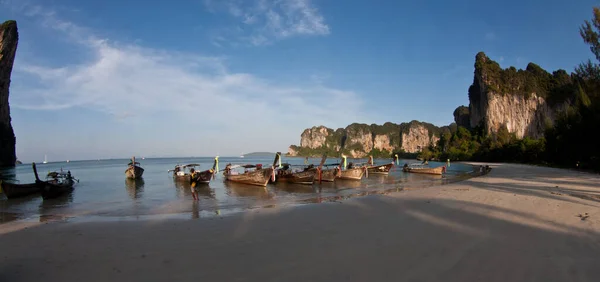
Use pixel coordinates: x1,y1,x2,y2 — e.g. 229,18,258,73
288,121,441,158
0,20,18,167
467,52,571,138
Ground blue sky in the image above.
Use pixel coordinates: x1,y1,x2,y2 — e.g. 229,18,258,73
0,0,597,162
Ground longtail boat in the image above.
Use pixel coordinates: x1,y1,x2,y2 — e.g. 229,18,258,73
170,164,200,182
33,163,77,199
337,167,366,180
367,163,394,174
273,152,316,185
319,166,340,182
125,156,144,179
0,181,40,199
309,154,337,183
192,157,219,186
402,163,446,175
223,164,274,187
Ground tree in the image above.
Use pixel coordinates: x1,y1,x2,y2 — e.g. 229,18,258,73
580,7,600,62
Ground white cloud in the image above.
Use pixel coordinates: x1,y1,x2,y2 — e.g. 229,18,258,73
205,0,330,46
8,3,362,158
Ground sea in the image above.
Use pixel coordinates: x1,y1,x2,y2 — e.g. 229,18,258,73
0,156,476,223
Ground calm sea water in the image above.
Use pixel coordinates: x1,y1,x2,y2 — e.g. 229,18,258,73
0,156,475,222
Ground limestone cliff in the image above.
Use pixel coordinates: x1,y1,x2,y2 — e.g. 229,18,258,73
0,20,18,167
468,52,571,138
288,121,441,158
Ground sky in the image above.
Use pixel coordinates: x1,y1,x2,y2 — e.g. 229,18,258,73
0,0,597,162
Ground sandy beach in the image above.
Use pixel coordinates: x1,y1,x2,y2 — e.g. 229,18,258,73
1,163,599,282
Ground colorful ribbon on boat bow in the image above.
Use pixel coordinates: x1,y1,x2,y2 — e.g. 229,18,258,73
394,154,399,166
342,156,347,170
277,152,281,168
271,167,276,182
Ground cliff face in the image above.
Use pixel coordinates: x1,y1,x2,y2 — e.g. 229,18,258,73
0,21,18,167
288,121,440,158
468,52,569,138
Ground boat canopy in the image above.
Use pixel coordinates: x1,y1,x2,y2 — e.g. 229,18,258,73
47,171,69,178
128,162,141,166
184,164,200,167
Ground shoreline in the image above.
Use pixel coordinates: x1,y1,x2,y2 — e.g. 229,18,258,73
0,164,480,225
0,163,599,281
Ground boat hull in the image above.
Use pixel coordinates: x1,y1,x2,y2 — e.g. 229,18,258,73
194,169,214,184
366,163,394,175
0,181,40,199
337,167,365,181
403,166,444,175
225,167,274,187
318,168,339,182
39,179,75,199
275,170,316,185
174,174,191,182
125,166,144,179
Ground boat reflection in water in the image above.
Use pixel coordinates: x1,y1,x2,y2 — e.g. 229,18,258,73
173,181,215,200
273,182,319,194
125,178,145,200
224,181,274,200
38,193,74,223
334,179,364,190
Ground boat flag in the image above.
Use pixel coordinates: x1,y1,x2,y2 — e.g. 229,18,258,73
342,155,347,170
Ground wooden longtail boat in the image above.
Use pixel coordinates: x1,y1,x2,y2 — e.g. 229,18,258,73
402,164,446,175
125,156,144,179
223,164,274,187
170,164,200,182
366,163,394,174
32,163,77,199
275,168,316,185
363,156,394,175
319,167,340,182
0,181,40,199
337,167,366,180
273,152,316,185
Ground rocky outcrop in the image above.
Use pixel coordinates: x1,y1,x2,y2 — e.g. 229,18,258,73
453,106,470,129
300,126,331,149
468,52,571,138
401,124,432,153
0,20,18,167
288,121,440,157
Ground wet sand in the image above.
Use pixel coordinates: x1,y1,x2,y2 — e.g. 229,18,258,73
1,163,599,281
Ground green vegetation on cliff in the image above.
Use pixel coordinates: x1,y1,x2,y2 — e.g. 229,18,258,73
470,52,577,105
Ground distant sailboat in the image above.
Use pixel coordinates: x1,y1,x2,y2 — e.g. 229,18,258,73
240,153,244,158
43,154,48,164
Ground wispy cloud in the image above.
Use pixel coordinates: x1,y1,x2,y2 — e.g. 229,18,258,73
205,0,330,46
484,32,497,41
6,2,361,156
